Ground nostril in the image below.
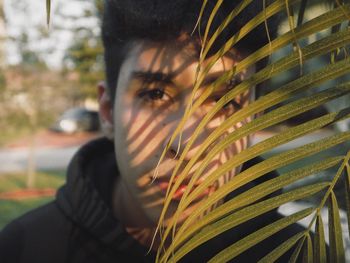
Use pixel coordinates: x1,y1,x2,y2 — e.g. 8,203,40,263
168,148,177,158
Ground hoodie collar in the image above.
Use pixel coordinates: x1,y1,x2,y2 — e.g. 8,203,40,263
56,137,145,253
56,137,281,258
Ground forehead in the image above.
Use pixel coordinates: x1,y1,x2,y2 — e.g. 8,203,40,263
120,40,244,87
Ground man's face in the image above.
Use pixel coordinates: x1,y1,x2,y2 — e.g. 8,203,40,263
111,40,254,226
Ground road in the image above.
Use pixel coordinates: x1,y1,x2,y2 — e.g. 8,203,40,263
0,146,79,173
0,129,338,174
0,131,99,174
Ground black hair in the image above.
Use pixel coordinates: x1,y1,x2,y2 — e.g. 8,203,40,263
102,0,282,100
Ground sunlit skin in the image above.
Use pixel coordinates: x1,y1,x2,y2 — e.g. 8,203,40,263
99,38,255,248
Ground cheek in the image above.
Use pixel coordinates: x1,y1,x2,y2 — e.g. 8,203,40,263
212,121,250,186
117,100,177,168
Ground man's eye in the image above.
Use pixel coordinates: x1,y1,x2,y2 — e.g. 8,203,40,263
138,88,171,102
223,100,242,111
214,97,242,113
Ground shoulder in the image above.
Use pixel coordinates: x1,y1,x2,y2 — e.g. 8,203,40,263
0,201,72,263
0,218,23,262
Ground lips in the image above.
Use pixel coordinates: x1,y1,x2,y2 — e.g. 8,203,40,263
152,159,220,202
156,178,211,202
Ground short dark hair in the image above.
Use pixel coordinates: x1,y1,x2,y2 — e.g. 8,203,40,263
102,0,282,100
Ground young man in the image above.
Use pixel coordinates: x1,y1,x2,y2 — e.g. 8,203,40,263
0,0,304,262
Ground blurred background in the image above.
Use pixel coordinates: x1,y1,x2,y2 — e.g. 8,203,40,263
0,1,349,253
0,0,103,228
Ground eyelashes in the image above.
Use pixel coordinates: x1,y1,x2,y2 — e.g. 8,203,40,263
137,82,244,114
225,77,242,90
214,96,243,114
137,87,174,109
138,88,168,101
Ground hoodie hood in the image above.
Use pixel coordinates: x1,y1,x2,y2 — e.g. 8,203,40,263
55,137,282,262
56,138,155,261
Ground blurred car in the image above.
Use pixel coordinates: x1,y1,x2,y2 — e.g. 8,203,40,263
51,107,100,133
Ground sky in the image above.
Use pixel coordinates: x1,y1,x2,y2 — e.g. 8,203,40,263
4,0,99,69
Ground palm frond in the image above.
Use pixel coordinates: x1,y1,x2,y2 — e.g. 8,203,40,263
46,0,51,26
156,0,350,262
301,234,313,263
258,231,306,263
155,5,350,205
329,190,345,262
208,209,313,263
156,28,350,237
297,0,308,26
314,214,327,263
163,185,323,262
174,156,342,245
345,163,350,238
288,237,306,263
160,137,350,262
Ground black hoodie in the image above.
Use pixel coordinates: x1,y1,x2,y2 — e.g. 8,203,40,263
0,138,304,263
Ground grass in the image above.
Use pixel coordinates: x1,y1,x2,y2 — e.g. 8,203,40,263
0,198,54,229
0,170,65,230
0,128,32,148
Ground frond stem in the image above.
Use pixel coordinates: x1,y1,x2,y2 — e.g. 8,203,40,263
306,150,350,232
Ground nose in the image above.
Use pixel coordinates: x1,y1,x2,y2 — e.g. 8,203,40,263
166,111,211,161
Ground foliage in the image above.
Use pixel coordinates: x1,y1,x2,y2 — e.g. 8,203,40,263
0,171,64,194
0,65,82,146
63,0,104,100
0,198,53,229
151,0,350,262
0,170,65,229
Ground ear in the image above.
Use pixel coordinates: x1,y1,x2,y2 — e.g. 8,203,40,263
98,81,114,140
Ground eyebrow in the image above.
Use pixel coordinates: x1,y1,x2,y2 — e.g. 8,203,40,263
201,72,224,87
202,72,243,89
132,70,239,89
132,71,175,84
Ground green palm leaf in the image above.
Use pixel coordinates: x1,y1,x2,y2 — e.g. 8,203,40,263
159,28,350,213
258,231,306,263
159,106,349,252
46,0,51,26
161,133,350,261
314,214,327,263
208,209,313,263
163,184,324,262
297,0,308,26
172,156,342,248
288,237,306,263
329,190,345,263
301,234,313,263
159,80,350,242
345,163,350,239
160,3,350,162
155,5,350,201
168,110,350,237
152,1,350,262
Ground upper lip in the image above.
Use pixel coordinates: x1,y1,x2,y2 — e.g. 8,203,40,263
155,176,200,187
153,158,220,187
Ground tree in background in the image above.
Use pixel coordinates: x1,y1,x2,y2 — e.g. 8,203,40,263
1,0,88,187
63,0,103,100
0,0,6,68
0,0,7,93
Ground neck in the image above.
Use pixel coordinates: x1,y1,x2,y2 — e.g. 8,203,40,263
112,177,161,249
126,227,164,251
